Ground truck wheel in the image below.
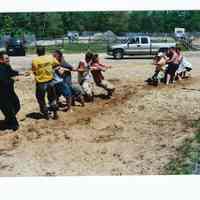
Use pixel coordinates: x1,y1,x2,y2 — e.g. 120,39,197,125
21,49,26,56
113,50,123,59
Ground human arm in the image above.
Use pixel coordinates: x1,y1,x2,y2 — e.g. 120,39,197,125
91,63,107,71
31,60,37,76
7,65,19,77
55,66,71,76
76,61,85,72
166,53,176,64
177,54,183,63
99,62,112,69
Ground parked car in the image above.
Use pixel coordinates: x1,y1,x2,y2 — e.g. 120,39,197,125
6,39,26,56
107,36,176,59
66,31,79,42
174,28,185,39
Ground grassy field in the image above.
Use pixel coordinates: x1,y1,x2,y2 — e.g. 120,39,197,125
26,42,108,54
26,40,191,55
164,119,200,175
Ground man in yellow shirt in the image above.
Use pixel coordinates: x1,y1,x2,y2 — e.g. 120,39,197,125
32,46,59,120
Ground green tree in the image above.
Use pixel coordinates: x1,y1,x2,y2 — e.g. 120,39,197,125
45,13,64,37
2,15,14,34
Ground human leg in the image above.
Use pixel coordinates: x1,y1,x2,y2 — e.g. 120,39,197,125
36,83,49,119
47,81,59,119
82,80,94,102
0,102,19,131
70,84,85,106
11,92,21,115
102,80,115,95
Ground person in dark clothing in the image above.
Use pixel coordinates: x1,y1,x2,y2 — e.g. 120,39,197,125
0,52,21,131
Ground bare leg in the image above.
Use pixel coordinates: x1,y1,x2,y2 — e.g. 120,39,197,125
166,74,171,85
77,95,85,107
64,96,73,112
177,73,182,81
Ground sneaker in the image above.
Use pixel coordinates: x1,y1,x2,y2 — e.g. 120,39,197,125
40,107,50,120
107,88,115,97
61,105,69,112
42,111,50,120
10,124,19,131
77,95,85,107
52,111,59,120
6,120,19,131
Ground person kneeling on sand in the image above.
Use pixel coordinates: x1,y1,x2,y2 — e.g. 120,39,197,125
77,52,94,102
91,54,115,97
175,47,192,80
145,52,167,86
32,46,59,120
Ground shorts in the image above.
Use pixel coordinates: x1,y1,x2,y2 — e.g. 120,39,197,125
96,80,115,91
55,82,72,98
166,63,179,76
81,80,94,97
71,84,84,97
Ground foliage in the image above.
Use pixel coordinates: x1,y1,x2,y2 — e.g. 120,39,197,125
164,119,200,174
26,42,107,54
0,11,200,38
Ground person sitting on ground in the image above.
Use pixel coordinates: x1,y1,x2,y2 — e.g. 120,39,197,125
0,52,24,131
53,50,84,107
175,47,184,80
165,47,179,85
77,52,94,102
90,54,115,97
32,46,59,120
175,47,192,79
145,52,167,86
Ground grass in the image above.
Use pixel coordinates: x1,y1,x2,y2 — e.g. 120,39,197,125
164,119,200,174
176,42,189,51
25,40,193,56
26,42,107,55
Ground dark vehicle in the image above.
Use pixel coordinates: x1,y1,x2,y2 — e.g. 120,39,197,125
6,38,26,56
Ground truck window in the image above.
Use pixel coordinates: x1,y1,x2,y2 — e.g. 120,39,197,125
141,37,148,44
129,38,136,44
129,38,140,44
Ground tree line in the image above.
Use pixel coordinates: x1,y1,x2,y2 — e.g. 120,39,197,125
0,11,200,38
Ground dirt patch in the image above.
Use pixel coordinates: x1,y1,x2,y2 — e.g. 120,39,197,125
0,52,199,176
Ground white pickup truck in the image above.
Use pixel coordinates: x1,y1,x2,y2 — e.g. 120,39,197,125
107,36,176,59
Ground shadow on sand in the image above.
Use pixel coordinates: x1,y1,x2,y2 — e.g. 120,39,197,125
26,112,45,120
94,94,111,100
0,120,9,131
105,56,153,60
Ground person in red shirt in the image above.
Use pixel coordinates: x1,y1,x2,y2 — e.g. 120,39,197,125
91,54,115,97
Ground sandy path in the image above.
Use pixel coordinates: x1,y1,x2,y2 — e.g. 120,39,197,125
0,52,199,176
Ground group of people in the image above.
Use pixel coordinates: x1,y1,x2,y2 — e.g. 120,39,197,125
0,47,115,131
146,47,192,86
0,46,193,131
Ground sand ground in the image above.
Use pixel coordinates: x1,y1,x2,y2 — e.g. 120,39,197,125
0,52,199,176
